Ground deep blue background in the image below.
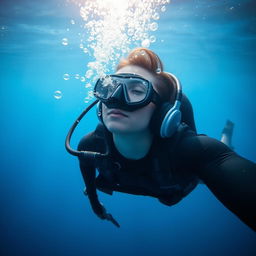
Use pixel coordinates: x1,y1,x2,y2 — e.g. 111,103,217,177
0,0,255,255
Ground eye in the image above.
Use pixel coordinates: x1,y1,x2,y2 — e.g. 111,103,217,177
130,89,144,95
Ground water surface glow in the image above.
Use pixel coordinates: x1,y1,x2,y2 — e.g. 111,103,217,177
68,0,169,78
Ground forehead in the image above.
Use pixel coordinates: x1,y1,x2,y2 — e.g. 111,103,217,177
116,65,158,85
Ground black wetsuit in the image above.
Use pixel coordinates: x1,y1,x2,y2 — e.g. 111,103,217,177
78,122,256,231
77,93,256,231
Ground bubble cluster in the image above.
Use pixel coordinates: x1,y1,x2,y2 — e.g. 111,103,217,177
71,0,168,72
85,83,92,88
68,0,169,103
83,47,89,53
84,90,94,103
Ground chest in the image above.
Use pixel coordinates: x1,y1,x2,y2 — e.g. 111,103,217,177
95,149,195,197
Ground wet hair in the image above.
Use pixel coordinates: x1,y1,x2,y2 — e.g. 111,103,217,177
116,47,197,133
116,47,176,103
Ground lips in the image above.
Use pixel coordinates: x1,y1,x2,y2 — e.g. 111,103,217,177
108,109,128,117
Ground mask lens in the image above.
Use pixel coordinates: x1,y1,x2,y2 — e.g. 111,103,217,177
95,76,118,99
125,79,149,103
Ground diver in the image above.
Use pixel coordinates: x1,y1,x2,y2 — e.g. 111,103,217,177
65,48,256,231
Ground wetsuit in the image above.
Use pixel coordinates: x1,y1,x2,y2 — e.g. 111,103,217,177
78,122,256,231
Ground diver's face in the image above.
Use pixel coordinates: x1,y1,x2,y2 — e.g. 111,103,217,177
102,65,158,134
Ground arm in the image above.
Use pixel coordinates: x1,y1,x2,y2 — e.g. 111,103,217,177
77,133,105,216
78,159,105,216
178,134,256,231
77,133,121,227
195,136,256,231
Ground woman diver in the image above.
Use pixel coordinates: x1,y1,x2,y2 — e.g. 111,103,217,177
66,48,256,231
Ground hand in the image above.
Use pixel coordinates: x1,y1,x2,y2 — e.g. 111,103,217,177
96,203,120,228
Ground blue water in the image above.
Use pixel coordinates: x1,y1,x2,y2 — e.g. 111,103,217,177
0,0,255,255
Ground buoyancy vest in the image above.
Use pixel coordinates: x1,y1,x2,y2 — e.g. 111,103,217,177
90,123,199,206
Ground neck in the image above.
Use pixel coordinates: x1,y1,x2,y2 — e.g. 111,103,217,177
113,129,153,160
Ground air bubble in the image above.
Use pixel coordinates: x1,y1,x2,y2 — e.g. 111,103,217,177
152,13,160,20
141,39,150,48
54,90,62,99
156,68,161,74
140,50,146,56
70,19,75,25
62,38,68,46
80,43,84,49
122,47,128,53
86,70,93,78
80,77,86,82
75,74,80,79
149,22,158,31
161,6,166,12
63,74,70,80
83,48,88,53
85,83,92,88
150,35,156,43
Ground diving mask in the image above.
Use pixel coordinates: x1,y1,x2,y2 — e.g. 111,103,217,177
93,73,162,111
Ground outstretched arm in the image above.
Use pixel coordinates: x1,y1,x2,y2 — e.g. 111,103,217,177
195,136,256,231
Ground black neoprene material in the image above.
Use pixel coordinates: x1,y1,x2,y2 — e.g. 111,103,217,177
78,125,256,231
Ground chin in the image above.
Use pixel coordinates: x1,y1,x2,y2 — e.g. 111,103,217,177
104,122,129,134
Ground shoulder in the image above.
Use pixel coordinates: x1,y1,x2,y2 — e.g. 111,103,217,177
181,134,232,154
77,131,96,151
77,123,107,152
176,128,235,165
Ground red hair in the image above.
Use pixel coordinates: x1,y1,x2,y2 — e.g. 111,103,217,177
116,48,176,103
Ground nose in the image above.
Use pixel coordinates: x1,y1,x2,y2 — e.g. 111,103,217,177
109,84,123,100
106,85,126,105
